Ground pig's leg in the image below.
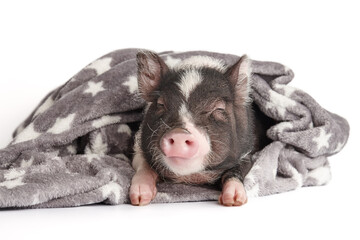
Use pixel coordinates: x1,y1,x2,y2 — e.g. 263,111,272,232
218,178,248,206
130,152,158,206
219,160,252,206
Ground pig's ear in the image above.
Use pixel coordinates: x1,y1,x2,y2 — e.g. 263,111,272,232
136,51,169,101
226,55,252,105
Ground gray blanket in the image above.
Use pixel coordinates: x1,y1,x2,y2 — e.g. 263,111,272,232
0,49,349,208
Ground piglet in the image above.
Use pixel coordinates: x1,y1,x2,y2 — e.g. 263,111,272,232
130,51,268,206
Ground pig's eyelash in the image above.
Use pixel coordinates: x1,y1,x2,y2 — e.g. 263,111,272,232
159,118,171,130
146,123,160,140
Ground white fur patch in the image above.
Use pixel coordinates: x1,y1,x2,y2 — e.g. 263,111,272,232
178,103,192,119
177,70,202,100
47,113,76,134
165,56,181,68
174,56,227,73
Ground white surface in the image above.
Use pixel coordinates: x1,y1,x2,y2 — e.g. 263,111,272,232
0,1,358,239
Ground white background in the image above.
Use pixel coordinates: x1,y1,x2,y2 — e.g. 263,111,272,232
0,0,359,239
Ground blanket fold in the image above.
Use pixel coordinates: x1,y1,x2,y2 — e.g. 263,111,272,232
0,49,349,208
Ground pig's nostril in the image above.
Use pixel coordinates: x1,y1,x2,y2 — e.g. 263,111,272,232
161,131,200,159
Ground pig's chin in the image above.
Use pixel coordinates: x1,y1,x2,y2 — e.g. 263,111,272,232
163,154,207,176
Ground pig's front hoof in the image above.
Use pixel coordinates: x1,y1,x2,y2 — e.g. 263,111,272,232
129,170,157,206
219,178,248,207
129,183,156,206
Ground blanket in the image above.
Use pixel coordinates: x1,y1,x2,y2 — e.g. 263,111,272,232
0,49,349,208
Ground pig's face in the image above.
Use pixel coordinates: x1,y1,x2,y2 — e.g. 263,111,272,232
136,52,254,184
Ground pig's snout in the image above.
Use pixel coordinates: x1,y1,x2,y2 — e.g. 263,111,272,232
161,128,199,159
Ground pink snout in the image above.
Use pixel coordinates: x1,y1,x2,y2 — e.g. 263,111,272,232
160,128,199,159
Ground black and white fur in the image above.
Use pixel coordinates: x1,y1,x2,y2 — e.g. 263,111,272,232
130,51,270,206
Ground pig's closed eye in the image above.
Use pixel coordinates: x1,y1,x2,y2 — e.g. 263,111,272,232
211,101,228,122
212,108,227,120
157,97,166,110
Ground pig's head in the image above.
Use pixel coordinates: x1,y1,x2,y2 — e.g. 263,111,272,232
136,51,254,184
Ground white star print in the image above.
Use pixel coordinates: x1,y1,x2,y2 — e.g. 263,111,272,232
165,56,181,68
313,128,332,151
123,75,138,94
85,57,112,75
84,81,105,97
274,122,293,133
0,177,25,189
33,96,54,117
100,182,122,204
13,123,41,144
1,169,26,189
20,156,34,168
91,134,108,154
85,154,100,163
92,115,122,128
117,124,132,136
333,141,345,153
4,169,25,180
47,113,76,134
275,83,297,97
264,90,296,118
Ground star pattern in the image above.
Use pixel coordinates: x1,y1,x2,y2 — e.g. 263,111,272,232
85,154,100,163
92,115,122,128
122,75,138,94
264,90,296,118
20,157,34,168
85,57,112,75
47,113,76,134
1,169,26,189
333,141,345,153
13,123,41,144
4,169,25,180
275,83,297,97
100,182,121,204
33,96,54,117
84,81,105,97
117,124,132,136
0,177,25,189
313,128,332,151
